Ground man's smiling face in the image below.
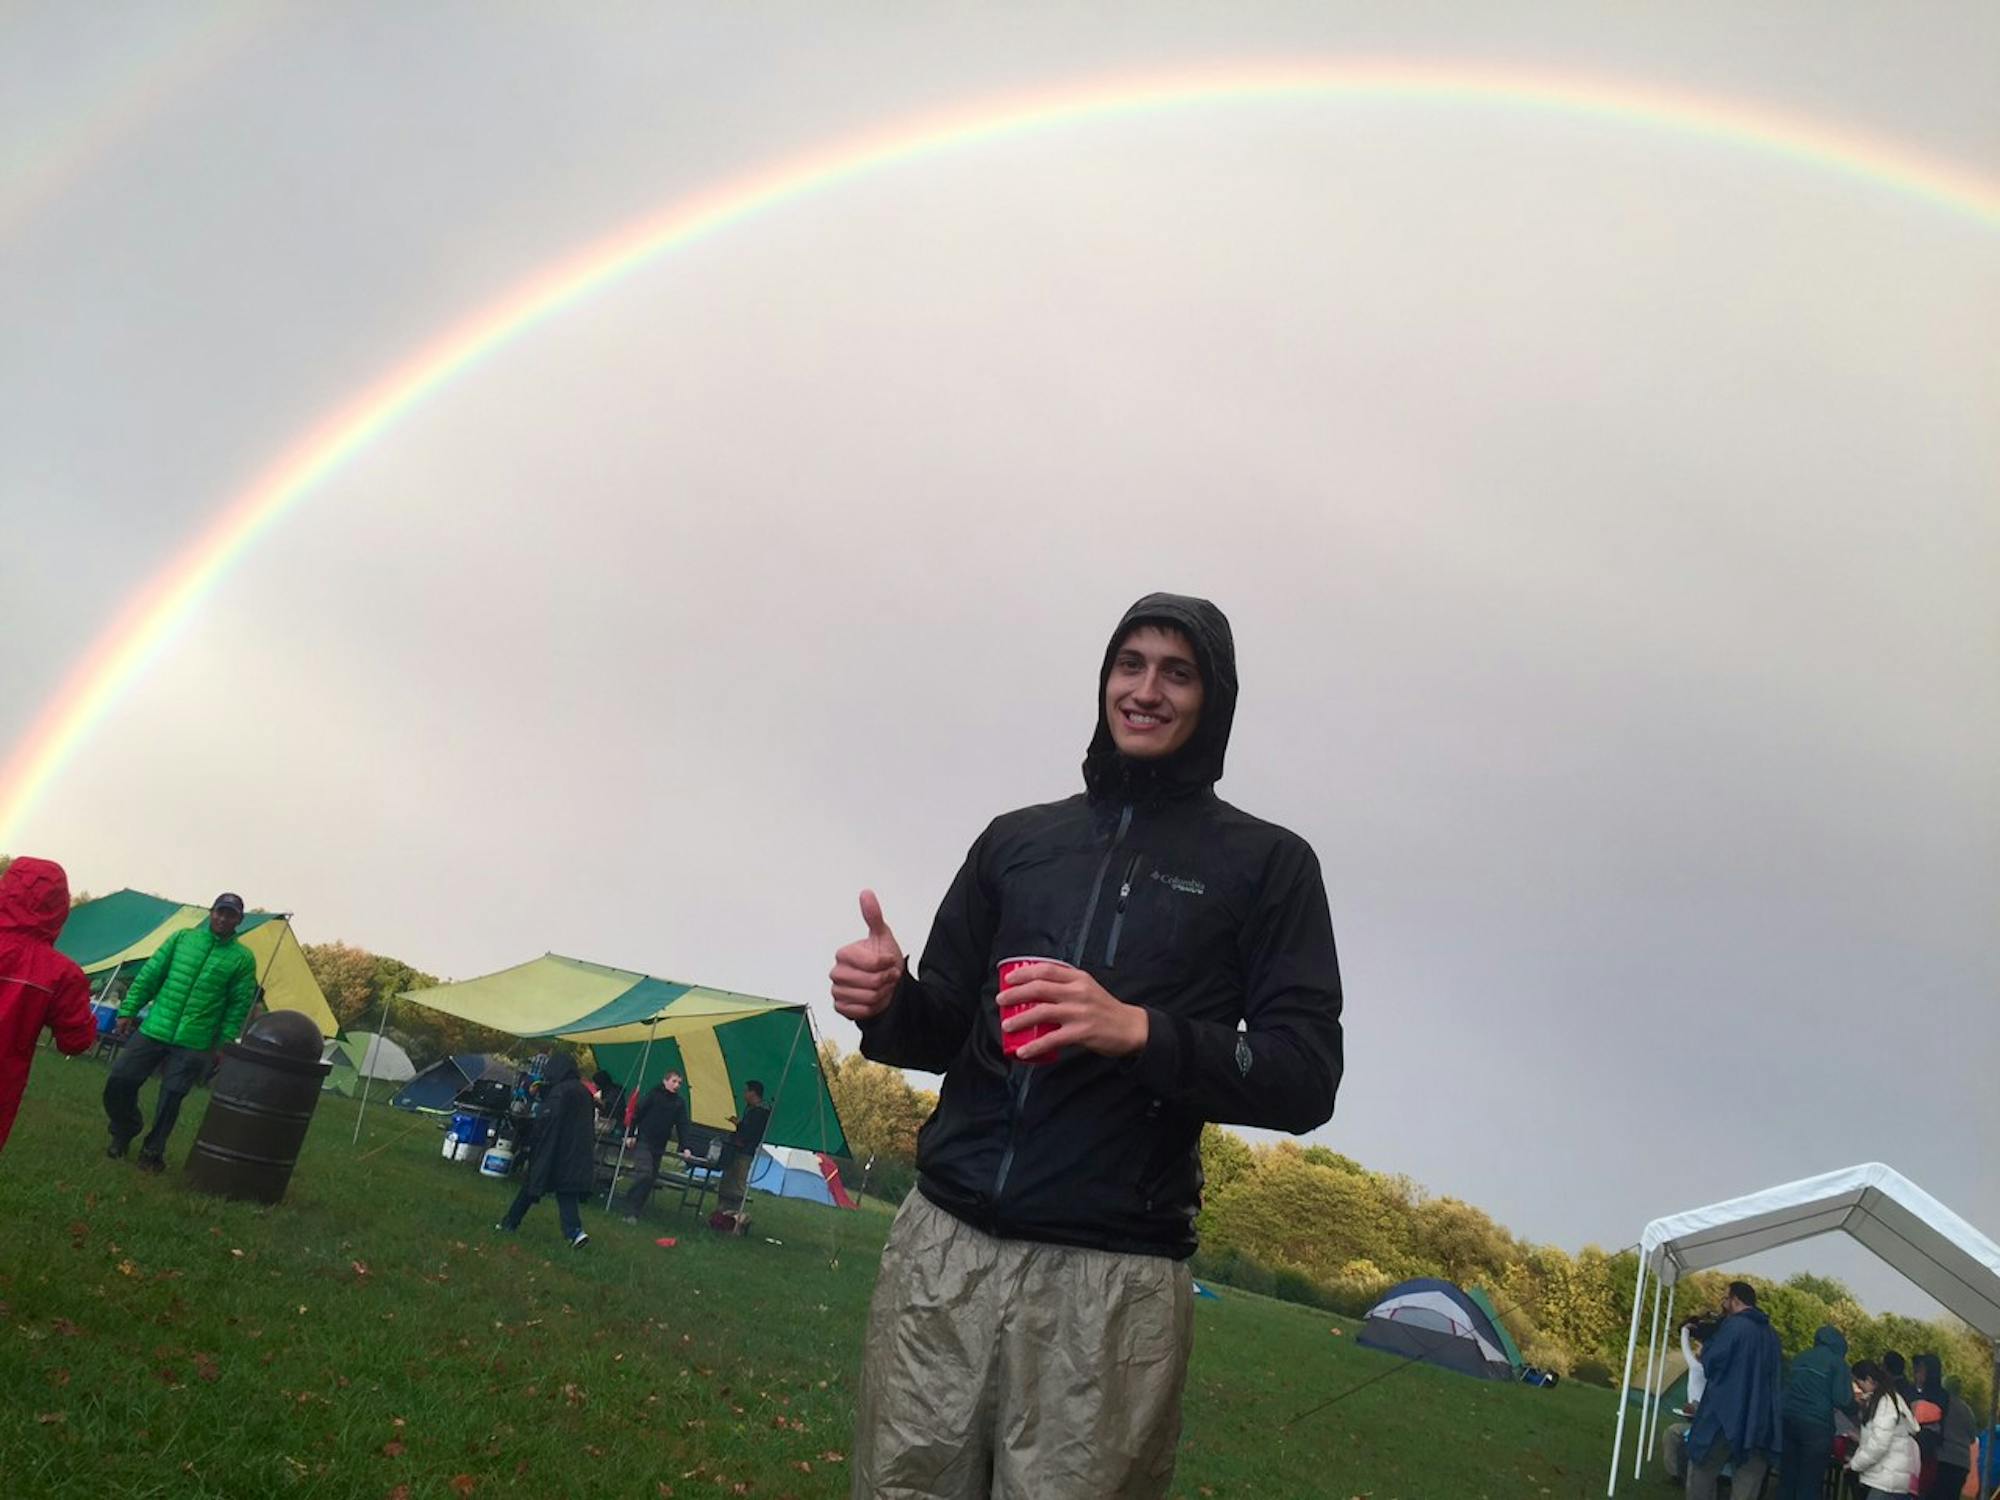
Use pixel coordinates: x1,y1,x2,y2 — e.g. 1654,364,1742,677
1104,624,1204,760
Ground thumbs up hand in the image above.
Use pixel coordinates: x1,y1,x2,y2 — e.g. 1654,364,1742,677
830,889,904,1022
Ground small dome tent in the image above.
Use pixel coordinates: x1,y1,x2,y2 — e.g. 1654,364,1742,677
1356,1277,1523,1381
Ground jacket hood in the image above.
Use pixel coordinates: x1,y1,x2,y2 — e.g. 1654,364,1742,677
543,1053,579,1085
0,857,72,943
1736,1306,1771,1328
1815,1325,1848,1358
1083,592,1239,801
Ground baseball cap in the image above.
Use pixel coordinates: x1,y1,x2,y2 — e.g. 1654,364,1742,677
213,892,246,914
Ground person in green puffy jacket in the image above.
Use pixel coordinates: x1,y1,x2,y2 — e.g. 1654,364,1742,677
102,892,260,1172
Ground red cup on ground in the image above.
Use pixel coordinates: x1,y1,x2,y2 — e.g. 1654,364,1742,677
996,956,1071,1066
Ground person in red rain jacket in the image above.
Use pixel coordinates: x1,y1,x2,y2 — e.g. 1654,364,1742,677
0,857,97,1151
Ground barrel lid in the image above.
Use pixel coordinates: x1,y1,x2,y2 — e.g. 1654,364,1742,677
236,1010,327,1060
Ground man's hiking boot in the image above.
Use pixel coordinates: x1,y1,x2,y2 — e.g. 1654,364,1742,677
136,1152,165,1174
105,1140,128,1161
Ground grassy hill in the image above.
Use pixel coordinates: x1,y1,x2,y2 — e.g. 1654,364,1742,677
0,1054,1621,1498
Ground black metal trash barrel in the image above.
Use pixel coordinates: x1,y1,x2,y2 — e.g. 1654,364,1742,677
185,1010,331,1204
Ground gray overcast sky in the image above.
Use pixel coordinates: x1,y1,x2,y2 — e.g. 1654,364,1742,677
5,3,1995,1318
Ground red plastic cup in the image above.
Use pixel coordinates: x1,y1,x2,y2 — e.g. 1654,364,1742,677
996,955,1071,1066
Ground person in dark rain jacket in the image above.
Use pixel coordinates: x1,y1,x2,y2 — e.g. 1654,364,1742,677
1777,1324,1854,1500
830,592,1344,1499
0,858,98,1153
496,1053,593,1248
1688,1281,1786,1500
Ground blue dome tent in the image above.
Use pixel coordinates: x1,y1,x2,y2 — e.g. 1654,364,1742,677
1356,1277,1523,1381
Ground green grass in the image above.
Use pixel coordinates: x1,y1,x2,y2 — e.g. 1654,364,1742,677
1,1055,1623,1497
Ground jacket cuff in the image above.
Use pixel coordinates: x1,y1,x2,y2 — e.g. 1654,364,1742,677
1129,1006,1184,1094
854,963,920,1050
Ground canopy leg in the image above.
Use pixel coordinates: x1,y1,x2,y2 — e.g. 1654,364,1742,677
1607,1252,1647,1498
603,1022,658,1212
1646,1283,1676,1462
1635,1275,1664,1477
352,992,396,1146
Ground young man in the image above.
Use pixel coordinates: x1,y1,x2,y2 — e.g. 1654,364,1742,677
0,858,98,1153
104,892,259,1172
830,593,1344,1498
714,1080,770,1217
1686,1282,1785,1500
620,1070,688,1223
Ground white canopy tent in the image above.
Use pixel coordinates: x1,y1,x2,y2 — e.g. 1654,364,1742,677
1607,1162,2000,1496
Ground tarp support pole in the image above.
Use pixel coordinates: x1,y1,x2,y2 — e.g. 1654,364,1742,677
1645,1282,1676,1462
1635,1275,1665,1477
762,1009,808,1149
247,915,297,1031
351,991,396,1146
1607,1251,1647,1498
603,1021,658,1211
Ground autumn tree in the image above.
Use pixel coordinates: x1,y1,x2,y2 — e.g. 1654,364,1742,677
820,1043,936,1167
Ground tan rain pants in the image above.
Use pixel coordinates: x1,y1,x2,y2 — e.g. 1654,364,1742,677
851,1190,1194,1499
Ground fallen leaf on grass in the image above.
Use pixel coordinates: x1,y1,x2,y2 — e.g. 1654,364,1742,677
821,1451,846,1463
193,1353,220,1383
380,1441,406,1458
116,1260,137,1277
386,1488,410,1500
449,1475,475,1497
36,1411,66,1425
50,1368,71,1387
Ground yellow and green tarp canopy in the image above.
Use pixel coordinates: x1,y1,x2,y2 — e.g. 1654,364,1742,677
398,954,847,1156
58,889,338,1038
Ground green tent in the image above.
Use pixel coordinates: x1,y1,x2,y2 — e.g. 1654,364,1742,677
394,954,846,1155
58,889,338,1037
322,1034,416,1097
1464,1286,1527,1372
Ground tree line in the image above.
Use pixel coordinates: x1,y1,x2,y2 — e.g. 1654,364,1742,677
821,1037,1992,1405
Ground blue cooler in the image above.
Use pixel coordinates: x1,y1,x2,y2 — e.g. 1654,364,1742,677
447,1112,486,1160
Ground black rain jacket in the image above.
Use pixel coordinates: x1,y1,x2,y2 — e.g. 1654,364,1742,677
524,1053,595,1197
859,593,1344,1258
632,1084,687,1155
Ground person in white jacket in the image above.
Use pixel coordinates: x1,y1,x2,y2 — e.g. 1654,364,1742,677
1848,1360,1921,1497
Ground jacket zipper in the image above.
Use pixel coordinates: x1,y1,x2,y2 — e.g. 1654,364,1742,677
1104,854,1143,966
991,803,1133,1207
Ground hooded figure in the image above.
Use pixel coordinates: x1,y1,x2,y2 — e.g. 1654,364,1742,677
524,1054,594,1197
0,858,97,1152
835,592,1344,1500
496,1053,595,1247
1776,1325,1854,1500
